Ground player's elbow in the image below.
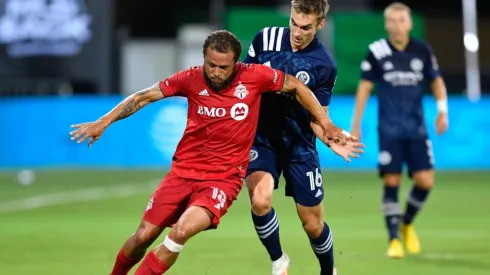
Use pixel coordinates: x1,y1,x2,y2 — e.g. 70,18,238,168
282,74,303,93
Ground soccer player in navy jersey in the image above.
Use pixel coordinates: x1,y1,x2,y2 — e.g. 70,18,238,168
350,2,449,258
243,1,363,274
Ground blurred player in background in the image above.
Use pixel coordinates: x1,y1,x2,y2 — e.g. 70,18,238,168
350,2,449,258
70,30,356,275
243,1,363,274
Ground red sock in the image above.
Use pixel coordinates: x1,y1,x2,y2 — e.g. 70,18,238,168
110,249,142,275
134,251,169,275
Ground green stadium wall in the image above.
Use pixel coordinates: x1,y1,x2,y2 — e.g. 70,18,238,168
226,9,425,95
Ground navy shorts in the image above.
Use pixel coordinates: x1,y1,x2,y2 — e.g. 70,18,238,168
246,144,324,207
378,136,434,178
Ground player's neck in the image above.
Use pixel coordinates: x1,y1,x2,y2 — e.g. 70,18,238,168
290,36,314,52
388,36,410,51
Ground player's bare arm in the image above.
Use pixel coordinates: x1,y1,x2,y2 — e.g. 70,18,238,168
280,74,331,124
431,76,449,135
70,83,165,146
279,74,348,145
310,106,365,162
350,80,374,139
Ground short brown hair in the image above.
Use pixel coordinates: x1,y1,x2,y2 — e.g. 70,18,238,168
202,30,242,62
291,0,329,22
384,2,411,17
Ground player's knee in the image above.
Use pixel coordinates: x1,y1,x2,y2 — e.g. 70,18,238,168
168,222,194,244
169,207,213,244
302,217,324,239
250,192,272,215
383,173,401,187
297,204,324,239
247,172,274,215
413,170,434,189
132,226,160,248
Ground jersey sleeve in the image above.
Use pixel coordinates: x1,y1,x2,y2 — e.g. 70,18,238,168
316,65,337,106
360,50,380,82
423,44,441,82
243,29,264,64
158,69,190,97
254,64,285,93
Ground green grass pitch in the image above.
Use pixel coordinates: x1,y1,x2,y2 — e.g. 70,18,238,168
1,170,489,274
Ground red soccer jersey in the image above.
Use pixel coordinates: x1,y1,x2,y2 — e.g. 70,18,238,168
159,63,285,180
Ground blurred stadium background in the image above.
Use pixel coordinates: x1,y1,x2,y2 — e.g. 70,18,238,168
0,0,489,274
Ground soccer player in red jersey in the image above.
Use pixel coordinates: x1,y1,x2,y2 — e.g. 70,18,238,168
70,30,358,275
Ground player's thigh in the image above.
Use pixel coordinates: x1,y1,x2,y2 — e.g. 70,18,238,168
142,171,193,228
283,153,324,207
169,206,215,243
378,135,404,183
246,145,282,191
188,175,242,229
407,138,435,188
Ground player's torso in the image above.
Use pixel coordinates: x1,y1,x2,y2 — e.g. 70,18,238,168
174,65,262,171
372,40,428,138
254,27,326,160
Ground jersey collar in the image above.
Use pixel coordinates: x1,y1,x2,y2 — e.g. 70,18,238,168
283,28,319,52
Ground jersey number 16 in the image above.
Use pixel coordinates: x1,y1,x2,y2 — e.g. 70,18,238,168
306,168,322,191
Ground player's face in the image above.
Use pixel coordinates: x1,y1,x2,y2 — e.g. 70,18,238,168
203,47,236,91
385,9,412,42
289,9,325,49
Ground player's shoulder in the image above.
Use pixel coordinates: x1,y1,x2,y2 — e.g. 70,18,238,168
254,26,288,40
408,38,433,54
311,42,337,70
366,38,393,60
252,26,288,51
169,66,202,82
238,62,271,74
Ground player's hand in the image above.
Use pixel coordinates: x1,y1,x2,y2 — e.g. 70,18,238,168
328,140,365,162
435,112,448,135
313,120,356,146
318,121,348,145
70,120,108,147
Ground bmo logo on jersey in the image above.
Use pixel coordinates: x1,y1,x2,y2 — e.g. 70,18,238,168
197,103,249,121
230,103,249,121
197,106,226,117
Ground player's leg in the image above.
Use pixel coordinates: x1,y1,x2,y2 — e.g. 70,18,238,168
246,146,289,273
378,136,405,258
401,138,435,254
135,206,213,274
110,171,191,275
110,220,163,275
134,176,242,274
284,154,335,275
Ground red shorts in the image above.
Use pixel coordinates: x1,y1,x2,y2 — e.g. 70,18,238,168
143,170,243,229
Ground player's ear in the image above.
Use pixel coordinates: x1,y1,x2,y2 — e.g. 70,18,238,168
316,18,325,30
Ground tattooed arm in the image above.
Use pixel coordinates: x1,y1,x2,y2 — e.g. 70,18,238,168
99,83,164,126
70,83,165,146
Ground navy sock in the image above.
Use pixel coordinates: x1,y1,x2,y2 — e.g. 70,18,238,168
403,184,430,225
251,208,283,261
310,222,334,275
382,185,401,240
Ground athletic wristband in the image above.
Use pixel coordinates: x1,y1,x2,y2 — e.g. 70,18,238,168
436,99,448,113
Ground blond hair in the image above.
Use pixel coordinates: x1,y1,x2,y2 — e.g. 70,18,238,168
291,0,330,23
384,2,412,17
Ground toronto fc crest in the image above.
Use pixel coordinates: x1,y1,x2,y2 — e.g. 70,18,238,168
234,82,249,99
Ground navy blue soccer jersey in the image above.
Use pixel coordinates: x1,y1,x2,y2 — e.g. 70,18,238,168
244,26,337,161
360,38,440,139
